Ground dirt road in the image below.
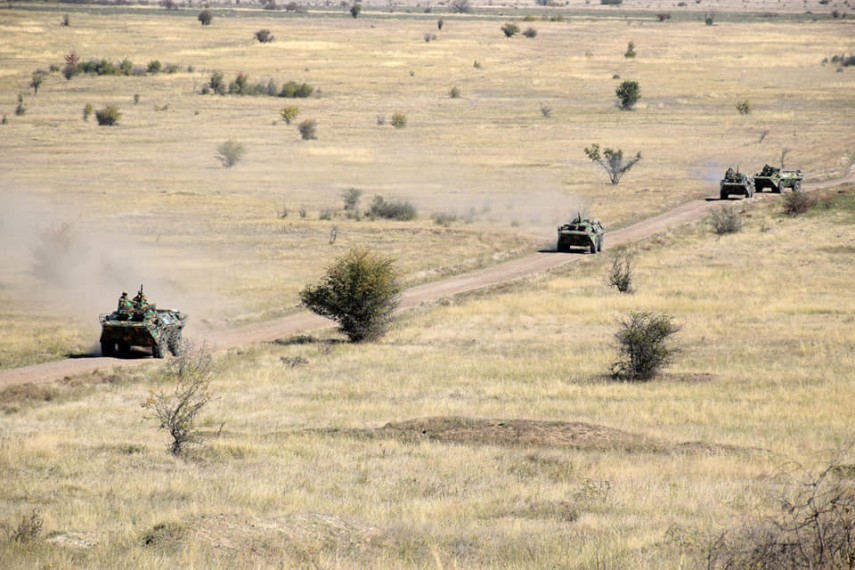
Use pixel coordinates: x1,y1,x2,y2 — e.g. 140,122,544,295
1,174,850,388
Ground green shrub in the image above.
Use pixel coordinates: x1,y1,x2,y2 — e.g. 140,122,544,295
198,9,213,25
736,99,751,114
368,196,417,221
390,112,407,128
612,312,679,381
255,29,274,43
94,105,121,126
215,139,245,168
501,23,520,38
615,80,641,110
624,41,636,58
209,71,226,95
300,247,401,342
280,105,299,124
147,60,162,74
279,81,314,98
82,103,93,122
522,27,537,38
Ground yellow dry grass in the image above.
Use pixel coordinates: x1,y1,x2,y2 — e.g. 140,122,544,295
0,6,854,567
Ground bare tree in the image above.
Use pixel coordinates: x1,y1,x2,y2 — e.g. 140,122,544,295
584,143,642,185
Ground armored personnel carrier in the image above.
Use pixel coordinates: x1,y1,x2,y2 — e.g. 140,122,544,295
720,168,754,200
753,164,803,193
99,287,186,358
557,214,604,254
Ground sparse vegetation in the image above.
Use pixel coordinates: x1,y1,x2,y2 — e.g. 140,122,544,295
94,105,121,126
540,102,552,118
298,119,317,140
390,112,406,128
584,143,643,185
197,9,212,25
448,86,460,98
783,192,818,216
30,71,45,95
501,22,520,38
615,80,641,110
608,255,634,293
6,509,44,544
350,2,361,18
450,0,472,13
255,29,274,43
300,247,401,342
708,205,743,235
279,105,299,124
215,139,245,168
142,345,214,456
14,94,25,116
82,102,93,122
342,187,362,214
624,41,636,58
522,27,537,38
368,196,417,221
736,99,751,114
612,312,679,381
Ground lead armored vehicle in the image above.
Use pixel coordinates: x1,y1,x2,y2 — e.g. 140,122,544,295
753,164,803,193
99,286,186,358
557,214,604,254
720,168,754,200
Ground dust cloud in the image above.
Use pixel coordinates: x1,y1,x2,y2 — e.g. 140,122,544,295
0,191,221,337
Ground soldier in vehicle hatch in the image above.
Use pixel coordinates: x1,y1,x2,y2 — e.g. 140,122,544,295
116,292,133,320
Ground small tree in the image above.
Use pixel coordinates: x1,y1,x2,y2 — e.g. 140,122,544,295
298,119,317,140
612,312,679,381
14,94,26,116
624,41,636,58
539,102,552,118
736,99,751,114
705,13,715,25
82,103,93,122
300,247,401,342
608,255,634,293
280,105,299,124
522,27,537,38
501,22,520,38
30,71,46,95
215,139,245,168
94,105,121,126
350,2,361,17
63,50,80,80
198,9,213,25
342,187,362,213
143,345,214,456
437,17,444,30
615,80,641,110
584,143,642,185
255,29,274,43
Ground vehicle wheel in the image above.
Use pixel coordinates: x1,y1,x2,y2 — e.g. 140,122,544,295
557,243,567,253
597,236,603,252
720,191,728,201
168,331,182,356
101,341,115,357
117,342,131,357
793,181,801,192
152,337,166,359
775,182,783,194
589,241,597,254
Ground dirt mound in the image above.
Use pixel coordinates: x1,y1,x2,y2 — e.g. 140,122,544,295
336,416,746,456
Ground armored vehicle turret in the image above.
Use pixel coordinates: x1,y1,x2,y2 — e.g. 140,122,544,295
753,164,803,193
557,214,604,254
99,286,186,358
720,168,754,200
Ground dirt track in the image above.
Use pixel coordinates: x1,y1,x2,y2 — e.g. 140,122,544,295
1,173,850,389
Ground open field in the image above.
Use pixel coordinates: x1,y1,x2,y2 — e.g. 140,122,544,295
1,3,854,567
1,4,853,367
1,186,853,568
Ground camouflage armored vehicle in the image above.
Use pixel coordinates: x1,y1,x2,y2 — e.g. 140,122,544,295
720,168,754,200
99,287,186,358
557,214,604,254
753,164,803,193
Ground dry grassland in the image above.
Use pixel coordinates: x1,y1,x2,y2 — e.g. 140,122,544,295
1,7,853,367
1,187,853,568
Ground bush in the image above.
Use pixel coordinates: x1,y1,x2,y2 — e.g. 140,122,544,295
708,205,743,234
350,3,361,17
368,196,417,221
736,99,751,114
215,139,245,168
390,112,407,128
612,312,679,381
783,192,817,216
82,103,93,122
300,247,401,342
608,255,634,293
147,60,162,74
280,105,299,124
94,105,121,126
451,0,472,13
624,41,636,58
198,9,213,25
448,86,460,98
522,27,537,38
8,509,44,544
255,29,274,43
298,119,317,140
540,102,552,118
63,50,80,80
280,81,314,98
142,345,214,456
657,12,672,21
14,94,26,116
209,71,226,95
600,0,623,4
342,188,362,213
615,80,641,110
30,71,46,95
501,22,520,38
705,13,715,25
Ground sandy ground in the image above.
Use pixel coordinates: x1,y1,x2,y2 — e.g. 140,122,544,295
0,169,851,389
